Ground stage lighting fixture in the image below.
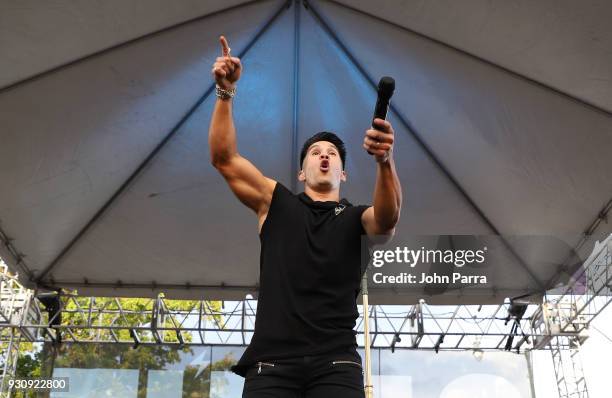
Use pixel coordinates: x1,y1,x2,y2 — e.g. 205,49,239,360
391,333,401,353
130,329,140,349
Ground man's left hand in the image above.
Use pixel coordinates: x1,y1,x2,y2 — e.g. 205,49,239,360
364,118,394,163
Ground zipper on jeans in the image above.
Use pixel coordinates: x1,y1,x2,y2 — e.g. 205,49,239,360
331,360,362,368
332,360,364,375
257,361,275,374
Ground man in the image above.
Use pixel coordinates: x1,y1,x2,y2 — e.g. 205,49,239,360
209,35,402,397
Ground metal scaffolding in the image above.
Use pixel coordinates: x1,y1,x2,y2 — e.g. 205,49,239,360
0,234,610,397
529,234,612,398
0,263,41,396
0,292,555,351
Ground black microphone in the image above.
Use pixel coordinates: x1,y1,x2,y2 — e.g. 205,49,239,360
368,76,395,155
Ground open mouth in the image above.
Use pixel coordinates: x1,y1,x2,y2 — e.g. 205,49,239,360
320,159,329,172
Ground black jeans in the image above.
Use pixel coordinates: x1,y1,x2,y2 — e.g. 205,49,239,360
242,347,365,397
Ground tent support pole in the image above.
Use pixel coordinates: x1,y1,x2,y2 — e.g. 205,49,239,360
361,272,374,398
291,0,301,193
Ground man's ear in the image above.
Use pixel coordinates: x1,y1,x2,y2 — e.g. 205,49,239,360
298,169,305,181
340,169,347,182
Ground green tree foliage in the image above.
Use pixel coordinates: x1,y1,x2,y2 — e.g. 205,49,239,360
12,291,229,397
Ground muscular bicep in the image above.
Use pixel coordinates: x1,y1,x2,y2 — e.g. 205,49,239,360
361,206,395,237
214,155,276,215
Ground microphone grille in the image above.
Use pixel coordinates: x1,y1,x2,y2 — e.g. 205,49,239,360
378,76,395,99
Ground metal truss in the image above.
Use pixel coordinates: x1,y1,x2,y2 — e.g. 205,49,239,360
549,336,589,398
0,263,41,397
0,294,548,351
0,286,590,354
529,234,612,398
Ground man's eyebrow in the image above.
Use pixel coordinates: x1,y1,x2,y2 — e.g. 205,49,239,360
309,144,338,152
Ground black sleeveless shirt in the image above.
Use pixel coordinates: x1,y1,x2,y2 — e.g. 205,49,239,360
230,182,370,377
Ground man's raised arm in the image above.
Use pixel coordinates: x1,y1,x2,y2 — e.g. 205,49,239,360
208,35,276,219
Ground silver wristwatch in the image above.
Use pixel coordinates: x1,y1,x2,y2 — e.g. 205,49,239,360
215,84,236,100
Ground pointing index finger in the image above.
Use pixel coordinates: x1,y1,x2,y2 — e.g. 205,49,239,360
219,35,231,57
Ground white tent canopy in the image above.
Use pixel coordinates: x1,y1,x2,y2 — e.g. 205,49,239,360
1,0,611,304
